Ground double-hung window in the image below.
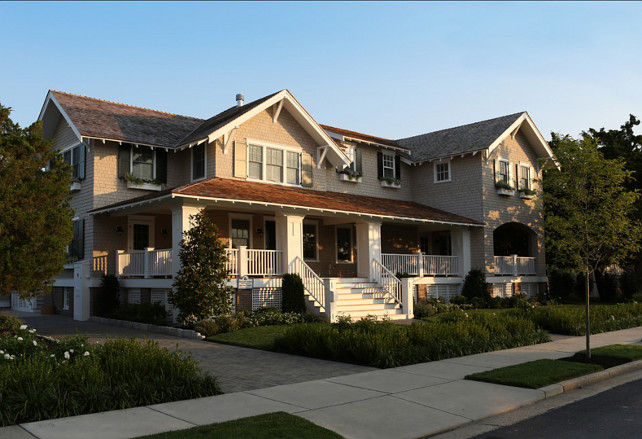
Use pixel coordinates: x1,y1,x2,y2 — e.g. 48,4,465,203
382,153,395,178
118,143,167,184
63,144,85,180
131,146,154,180
498,159,510,184
519,164,531,191
192,142,206,181
434,162,450,183
247,142,301,185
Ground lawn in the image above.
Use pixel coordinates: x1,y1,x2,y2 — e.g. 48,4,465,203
466,344,642,389
207,325,292,350
137,412,343,439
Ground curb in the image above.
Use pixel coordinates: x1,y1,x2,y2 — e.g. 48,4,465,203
539,358,642,398
89,316,205,341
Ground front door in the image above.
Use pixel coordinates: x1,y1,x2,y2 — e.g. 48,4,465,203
265,220,276,250
128,216,155,251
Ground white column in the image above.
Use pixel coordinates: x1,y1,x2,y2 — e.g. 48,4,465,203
275,212,304,272
355,221,382,279
462,228,471,276
323,278,337,322
73,260,91,321
171,205,202,278
401,277,414,319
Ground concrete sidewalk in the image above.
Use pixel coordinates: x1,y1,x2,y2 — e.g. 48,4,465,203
3,326,642,439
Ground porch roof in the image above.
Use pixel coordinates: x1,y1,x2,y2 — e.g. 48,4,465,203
90,177,484,227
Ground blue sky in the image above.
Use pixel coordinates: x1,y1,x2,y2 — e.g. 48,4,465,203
2,1,641,140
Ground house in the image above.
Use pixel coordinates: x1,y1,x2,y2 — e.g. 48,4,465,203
10,89,554,321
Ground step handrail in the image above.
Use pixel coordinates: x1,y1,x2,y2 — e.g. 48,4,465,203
290,256,325,310
371,259,402,305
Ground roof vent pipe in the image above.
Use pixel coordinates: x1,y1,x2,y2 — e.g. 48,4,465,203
236,94,244,107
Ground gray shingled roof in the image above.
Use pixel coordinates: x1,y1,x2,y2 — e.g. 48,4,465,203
177,91,280,147
51,91,204,148
396,112,525,161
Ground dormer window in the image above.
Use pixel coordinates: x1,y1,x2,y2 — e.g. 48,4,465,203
382,152,395,178
118,143,167,183
132,146,154,180
377,151,401,187
246,142,301,186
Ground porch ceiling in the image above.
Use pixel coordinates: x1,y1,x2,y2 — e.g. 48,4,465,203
91,177,483,227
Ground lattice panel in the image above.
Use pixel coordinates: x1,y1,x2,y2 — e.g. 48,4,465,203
252,288,282,311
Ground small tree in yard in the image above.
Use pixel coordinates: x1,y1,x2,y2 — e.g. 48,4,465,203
544,134,641,358
170,210,232,325
281,273,306,313
0,104,74,298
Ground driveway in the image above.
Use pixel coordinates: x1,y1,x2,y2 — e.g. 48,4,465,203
16,314,374,393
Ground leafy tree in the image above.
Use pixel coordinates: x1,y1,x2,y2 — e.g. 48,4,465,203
461,268,489,301
170,210,232,324
544,133,641,357
0,104,73,298
281,273,306,313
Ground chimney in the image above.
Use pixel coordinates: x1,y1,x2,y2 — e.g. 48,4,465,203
236,93,244,107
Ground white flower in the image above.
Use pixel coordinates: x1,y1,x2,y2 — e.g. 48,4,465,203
19,325,27,330
17,337,23,341
83,351,90,357
64,351,70,360
4,354,11,360
69,349,74,353
0,350,3,354
29,329,36,333
50,354,55,358
32,340,37,346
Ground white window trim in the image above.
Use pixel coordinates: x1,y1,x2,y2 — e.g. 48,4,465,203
382,151,396,179
191,141,207,182
127,215,155,252
497,158,511,183
303,220,319,262
63,287,71,311
130,146,156,180
245,139,303,187
229,213,253,249
518,161,533,191
433,160,451,183
335,225,354,264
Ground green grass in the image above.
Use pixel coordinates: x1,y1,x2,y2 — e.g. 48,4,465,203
466,359,603,389
207,325,292,350
466,344,642,389
137,412,344,439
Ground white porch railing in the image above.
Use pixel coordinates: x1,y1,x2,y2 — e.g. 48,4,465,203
149,249,172,276
371,259,402,304
290,256,325,310
117,248,173,278
382,253,460,276
247,249,283,275
494,255,536,276
225,249,239,275
92,255,110,277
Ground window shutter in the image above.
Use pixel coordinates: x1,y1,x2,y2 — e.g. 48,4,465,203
234,140,247,178
355,148,363,176
493,159,498,183
395,155,401,180
156,149,167,183
118,144,130,179
301,151,313,187
377,152,383,179
78,144,86,180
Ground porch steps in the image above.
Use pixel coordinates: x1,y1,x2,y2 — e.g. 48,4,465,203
334,278,407,321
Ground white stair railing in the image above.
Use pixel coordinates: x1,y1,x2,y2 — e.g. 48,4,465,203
371,259,402,305
290,256,325,310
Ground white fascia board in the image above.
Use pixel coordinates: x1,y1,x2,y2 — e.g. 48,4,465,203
81,136,170,150
344,136,411,154
39,92,82,143
488,112,555,161
89,194,173,216
173,193,483,228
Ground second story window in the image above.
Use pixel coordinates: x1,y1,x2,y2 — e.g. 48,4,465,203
519,164,531,190
377,151,401,183
192,142,206,181
434,161,450,183
266,148,283,183
498,159,510,184
246,142,301,186
382,153,395,178
63,144,85,180
286,151,300,185
132,146,154,180
118,143,167,184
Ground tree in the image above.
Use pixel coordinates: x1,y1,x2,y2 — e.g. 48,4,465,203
0,104,74,298
544,133,641,357
170,210,232,324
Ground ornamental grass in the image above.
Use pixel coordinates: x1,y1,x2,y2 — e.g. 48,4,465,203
0,319,221,426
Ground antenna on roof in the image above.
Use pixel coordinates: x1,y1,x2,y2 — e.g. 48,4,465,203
236,93,244,107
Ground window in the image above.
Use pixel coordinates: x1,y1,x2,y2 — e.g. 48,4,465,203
231,219,250,248
247,143,301,185
69,219,84,260
303,222,318,261
336,226,353,263
63,144,85,180
248,145,263,179
434,162,450,183
382,153,395,178
118,143,167,183
192,142,206,180
131,146,154,180
63,287,71,311
519,164,531,190
498,159,510,183
266,148,283,183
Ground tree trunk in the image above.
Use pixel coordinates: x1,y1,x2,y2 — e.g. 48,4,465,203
585,270,591,359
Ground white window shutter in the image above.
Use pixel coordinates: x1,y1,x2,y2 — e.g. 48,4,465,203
234,140,247,178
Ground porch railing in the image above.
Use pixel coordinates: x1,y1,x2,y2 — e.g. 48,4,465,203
371,259,402,304
117,248,173,278
494,255,536,276
92,255,110,277
290,256,325,310
382,253,460,276
225,249,239,275
247,249,283,275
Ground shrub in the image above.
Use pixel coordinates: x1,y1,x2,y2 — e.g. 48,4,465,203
109,303,169,326
526,303,642,335
194,319,220,337
0,314,23,333
282,273,306,313
461,269,489,301
548,270,577,303
620,269,638,300
96,274,120,316
595,271,621,302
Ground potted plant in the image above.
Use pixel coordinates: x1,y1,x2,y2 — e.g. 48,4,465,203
124,174,163,191
495,180,515,196
379,176,401,188
519,188,537,199
337,167,362,183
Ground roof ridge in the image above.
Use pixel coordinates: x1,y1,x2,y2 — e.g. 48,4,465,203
397,112,525,142
50,90,203,121
320,123,396,143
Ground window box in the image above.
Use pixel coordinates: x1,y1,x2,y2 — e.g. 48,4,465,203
519,191,536,200
339,173,362,183
497,188,515,196
70,181,82,192
380,179,401,189
127,181,162,191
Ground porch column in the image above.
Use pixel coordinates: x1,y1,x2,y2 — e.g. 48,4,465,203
452,227,472,276
171,205,202,278
355,221,382,279
275,212,305,271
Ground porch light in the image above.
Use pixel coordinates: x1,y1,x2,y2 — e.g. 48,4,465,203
161,228,168,238
256,228,263,238
115,226,123,236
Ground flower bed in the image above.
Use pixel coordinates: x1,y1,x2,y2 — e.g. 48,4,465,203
0,316,221,426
